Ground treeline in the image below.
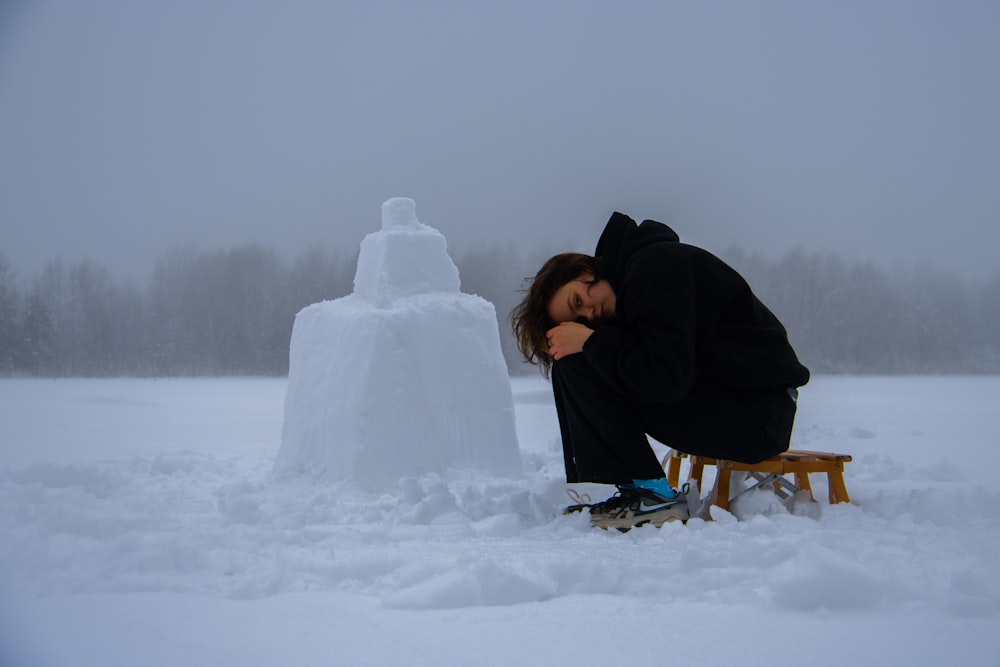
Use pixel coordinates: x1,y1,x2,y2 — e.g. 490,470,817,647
0,244,998,377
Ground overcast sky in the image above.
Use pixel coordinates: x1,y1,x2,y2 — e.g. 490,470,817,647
2,0,998,283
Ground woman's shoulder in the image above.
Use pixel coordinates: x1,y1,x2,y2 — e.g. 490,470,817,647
625,241,746,294
626,238,695,273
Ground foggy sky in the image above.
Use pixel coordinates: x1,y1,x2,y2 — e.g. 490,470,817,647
2,0,998,283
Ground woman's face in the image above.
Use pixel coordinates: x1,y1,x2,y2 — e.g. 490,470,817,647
547,274,616,324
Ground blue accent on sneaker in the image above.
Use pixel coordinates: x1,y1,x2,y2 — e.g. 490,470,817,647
630,478,679,499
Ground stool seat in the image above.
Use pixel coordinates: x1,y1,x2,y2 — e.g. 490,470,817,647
663,449,852,512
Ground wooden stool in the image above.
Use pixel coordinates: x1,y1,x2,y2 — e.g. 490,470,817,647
663,449,852,512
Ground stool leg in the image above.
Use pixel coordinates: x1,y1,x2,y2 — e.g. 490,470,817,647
666,451,682,488
828,468,850,504
690,457,706,488
714,462,733,511
794,472,813,500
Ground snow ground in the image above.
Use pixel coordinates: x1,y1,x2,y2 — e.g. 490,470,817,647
1,376,999,667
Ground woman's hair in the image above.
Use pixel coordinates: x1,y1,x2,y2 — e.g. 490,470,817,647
510,252,605,378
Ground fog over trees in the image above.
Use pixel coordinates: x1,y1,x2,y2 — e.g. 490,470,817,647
0,245,997,378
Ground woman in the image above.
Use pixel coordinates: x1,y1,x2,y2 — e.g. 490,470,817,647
512,212,810,529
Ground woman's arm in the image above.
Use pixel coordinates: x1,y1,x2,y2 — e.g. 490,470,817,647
582,253,699,402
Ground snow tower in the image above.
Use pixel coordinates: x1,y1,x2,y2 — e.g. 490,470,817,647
274,198,522,487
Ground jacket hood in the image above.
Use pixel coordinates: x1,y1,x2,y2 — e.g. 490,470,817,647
595,212,680,289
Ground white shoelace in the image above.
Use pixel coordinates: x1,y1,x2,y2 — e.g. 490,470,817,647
566,488,592,505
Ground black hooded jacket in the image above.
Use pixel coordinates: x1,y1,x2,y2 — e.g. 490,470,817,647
581,212,810,402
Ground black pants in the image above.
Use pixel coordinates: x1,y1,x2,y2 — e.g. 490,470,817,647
552,354,798,485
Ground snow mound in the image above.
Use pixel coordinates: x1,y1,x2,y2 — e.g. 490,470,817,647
4,450,999,618
274,198,521,487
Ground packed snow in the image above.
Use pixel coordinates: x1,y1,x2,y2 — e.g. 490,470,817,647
276,198,520,486
1,375,999,666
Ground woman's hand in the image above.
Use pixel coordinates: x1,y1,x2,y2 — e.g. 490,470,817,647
546,322,593,361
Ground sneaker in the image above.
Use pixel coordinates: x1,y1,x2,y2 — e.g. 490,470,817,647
564,486,637,516
589,484,689,531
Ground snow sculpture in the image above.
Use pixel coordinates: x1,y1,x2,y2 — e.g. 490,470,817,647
274,198,522,487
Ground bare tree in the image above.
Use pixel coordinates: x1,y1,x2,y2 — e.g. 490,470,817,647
0,254,20,373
